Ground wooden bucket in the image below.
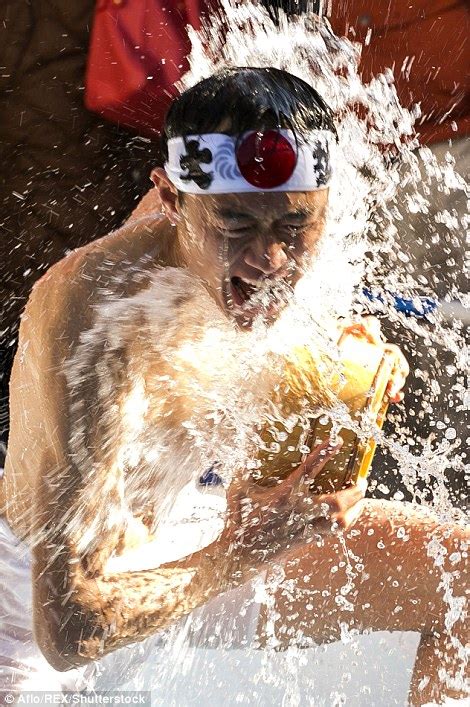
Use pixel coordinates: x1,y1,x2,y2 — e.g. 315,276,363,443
254,330,399,493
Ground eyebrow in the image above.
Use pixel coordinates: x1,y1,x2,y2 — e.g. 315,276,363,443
278,208,316,222
215,207,317,222
214,209,256,221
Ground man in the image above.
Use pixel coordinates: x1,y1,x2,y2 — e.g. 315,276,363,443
1,68,468,703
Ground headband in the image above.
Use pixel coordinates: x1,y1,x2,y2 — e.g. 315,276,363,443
165,129,333,195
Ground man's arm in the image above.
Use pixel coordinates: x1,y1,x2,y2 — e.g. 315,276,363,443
14,264,238,671
15,256,365,672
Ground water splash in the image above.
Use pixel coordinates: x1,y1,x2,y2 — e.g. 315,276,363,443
55,1,468,701
158,2,468,702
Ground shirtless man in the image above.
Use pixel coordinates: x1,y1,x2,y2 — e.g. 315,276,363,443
1,68,468,704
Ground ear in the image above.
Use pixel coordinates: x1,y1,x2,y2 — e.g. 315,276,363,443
150,168,181,225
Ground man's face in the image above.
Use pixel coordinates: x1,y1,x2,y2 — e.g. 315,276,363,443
176,189,329,329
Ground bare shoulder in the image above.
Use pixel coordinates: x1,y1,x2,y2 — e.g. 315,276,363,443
5,214,171,536
24,213,174,346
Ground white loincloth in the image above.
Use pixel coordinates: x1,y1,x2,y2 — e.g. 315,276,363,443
0,481,262,693
0,515,92,691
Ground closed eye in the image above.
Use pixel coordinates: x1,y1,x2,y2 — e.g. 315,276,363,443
282,224,305,231
220,226,254,238
279,223,312,235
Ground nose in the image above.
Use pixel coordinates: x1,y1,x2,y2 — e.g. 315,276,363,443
244,236,288,275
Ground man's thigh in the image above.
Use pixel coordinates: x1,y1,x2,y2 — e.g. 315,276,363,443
257,500,468,647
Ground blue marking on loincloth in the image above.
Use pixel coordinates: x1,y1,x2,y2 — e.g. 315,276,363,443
199,462,224,487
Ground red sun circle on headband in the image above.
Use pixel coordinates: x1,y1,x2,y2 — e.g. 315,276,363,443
236,131,297,189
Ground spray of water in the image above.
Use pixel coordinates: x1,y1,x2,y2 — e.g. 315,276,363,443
149,3,468,700
55,1,468,700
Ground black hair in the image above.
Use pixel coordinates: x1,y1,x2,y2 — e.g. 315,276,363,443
161,67,336,161
260,0,320,24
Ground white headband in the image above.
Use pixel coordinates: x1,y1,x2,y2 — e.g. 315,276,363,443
165,129,333,195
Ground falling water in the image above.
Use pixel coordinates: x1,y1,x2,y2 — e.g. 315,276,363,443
60,1,468,703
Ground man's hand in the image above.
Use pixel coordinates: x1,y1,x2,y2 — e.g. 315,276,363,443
224,439,366,574
342,316,409,403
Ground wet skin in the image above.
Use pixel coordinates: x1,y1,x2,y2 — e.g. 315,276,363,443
152,168,328,329
152,169,408,400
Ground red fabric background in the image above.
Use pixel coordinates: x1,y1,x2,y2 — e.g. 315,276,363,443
85,0,469,144
328,0,469,144
85,0,211,136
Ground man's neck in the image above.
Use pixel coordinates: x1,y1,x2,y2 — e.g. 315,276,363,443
171,226,188,269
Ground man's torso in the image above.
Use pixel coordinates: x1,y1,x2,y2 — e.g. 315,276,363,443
2,213,177,541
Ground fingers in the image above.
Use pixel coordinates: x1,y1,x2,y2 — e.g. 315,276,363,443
355,475,368,495
388,390,405,404
281,438,341,493
299,484,365,524
343,316,384,345
301,438,344,480
342,319,409,404
339,497,366,530
302,482,366,531
301,488,366,540
384,344,410,403
313,483,365,517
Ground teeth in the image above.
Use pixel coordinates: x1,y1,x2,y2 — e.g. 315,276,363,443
240,280,255,299
236,279,246,298
232,277,289,306
232,277,253,302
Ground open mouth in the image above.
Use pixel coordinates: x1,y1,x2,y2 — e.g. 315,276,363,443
229,276,292,316
230,276,258,307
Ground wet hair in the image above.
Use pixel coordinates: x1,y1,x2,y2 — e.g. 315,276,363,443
161,67,336,161
260,0,318,25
